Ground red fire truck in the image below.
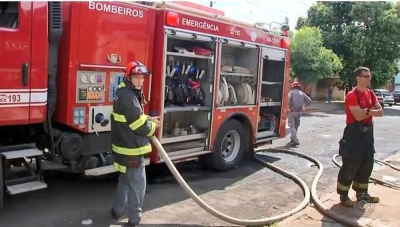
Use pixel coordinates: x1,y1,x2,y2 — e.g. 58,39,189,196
0,1,290,209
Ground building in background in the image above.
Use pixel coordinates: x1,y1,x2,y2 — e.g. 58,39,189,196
395,73,400,90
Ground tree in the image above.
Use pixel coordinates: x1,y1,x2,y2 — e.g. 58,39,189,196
295,17,308,30
291,26,343,83
304,1,400,88
282,16,290,31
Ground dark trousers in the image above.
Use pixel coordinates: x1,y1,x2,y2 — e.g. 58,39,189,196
336,123,375,195
337,152,374,194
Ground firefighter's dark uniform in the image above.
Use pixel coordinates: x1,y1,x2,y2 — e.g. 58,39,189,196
337,88,380,206
110,80,156,225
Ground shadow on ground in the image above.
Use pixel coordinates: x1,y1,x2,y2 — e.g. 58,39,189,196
0,155,265,227
140,224,205,227
309,203,363,227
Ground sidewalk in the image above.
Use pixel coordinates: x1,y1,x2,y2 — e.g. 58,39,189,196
278,154,400,227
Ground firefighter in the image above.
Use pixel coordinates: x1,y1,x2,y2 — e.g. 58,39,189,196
110,61,160,226
288,81,312,146
336,66,383,207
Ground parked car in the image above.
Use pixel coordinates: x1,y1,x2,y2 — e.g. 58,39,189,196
392,90,400,105
372,90,385,108
373,89,394,107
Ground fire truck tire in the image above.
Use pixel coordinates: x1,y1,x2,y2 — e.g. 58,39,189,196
58,133,85,161
207,119,245,172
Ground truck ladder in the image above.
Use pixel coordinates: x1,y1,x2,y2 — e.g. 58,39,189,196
0,143,47,209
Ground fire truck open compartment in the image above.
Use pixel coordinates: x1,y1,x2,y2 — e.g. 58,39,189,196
257,48,286,138
160,31,216,156
218,41,259,107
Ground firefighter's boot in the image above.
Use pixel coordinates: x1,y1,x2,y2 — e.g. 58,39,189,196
126,221,139,227
110,208,121,220
356,193,380,203
340,194,355,207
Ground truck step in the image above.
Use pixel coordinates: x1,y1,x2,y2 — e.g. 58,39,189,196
1,148,42,159
6,180,47,195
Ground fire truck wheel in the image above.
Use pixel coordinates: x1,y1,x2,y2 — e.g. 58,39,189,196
208,119,245,172
58,133,85,161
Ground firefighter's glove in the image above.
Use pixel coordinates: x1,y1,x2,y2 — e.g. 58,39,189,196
149,116,161,128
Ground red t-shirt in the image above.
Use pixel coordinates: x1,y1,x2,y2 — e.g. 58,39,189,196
345,88,378,124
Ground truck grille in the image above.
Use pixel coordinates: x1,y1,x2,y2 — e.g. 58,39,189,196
49,2,62,30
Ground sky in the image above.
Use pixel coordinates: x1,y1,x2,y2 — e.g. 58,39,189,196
192,0,317,30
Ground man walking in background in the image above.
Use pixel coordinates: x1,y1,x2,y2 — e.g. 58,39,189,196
328,84,333,104
288,81,312,146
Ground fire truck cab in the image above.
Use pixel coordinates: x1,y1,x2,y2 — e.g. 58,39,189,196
0,1,290,210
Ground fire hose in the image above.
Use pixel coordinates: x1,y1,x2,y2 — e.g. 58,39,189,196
332,154,400,190
150,136,400,227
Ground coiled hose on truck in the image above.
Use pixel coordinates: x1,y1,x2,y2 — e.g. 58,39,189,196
150,137,400,227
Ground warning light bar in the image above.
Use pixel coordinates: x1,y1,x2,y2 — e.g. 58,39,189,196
166,11,179,26
281,38,290,49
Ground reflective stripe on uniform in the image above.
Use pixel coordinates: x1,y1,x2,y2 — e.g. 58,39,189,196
337,182,350,191
118,82,126,89
352,181,368,189
112,143,152,156
147,121,156,137
111,111,149,131
114,162,127,173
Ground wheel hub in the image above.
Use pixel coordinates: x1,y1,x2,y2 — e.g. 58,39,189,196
220,130,241,163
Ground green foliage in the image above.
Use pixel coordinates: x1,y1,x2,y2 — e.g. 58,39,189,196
303,1,400,88
295,17,308,30
282,16,290,31
290,26,343,83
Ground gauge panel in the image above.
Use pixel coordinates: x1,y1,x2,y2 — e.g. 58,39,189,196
72,107,86,126
109,72,125,102
76,71,106,103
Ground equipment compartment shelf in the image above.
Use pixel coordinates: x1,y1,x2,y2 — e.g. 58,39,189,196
257,47,286,137
166,51,213,60
220,72,254,77
262,81,282,85
164,105,211,113
161,133,207,144
161,141,206,154
257,131,275,138
259,102,281,107
159,31,216,153
217,42,260,107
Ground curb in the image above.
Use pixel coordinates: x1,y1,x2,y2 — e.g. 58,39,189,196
276,191,337,226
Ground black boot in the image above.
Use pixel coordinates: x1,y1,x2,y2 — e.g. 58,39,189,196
356,192,380,203
110,208,121,220
339,194,355,207
126,221,139,227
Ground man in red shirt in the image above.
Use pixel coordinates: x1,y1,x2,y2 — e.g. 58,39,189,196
337,66,383,207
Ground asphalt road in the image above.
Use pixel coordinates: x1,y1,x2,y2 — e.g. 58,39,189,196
1,103,399,227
